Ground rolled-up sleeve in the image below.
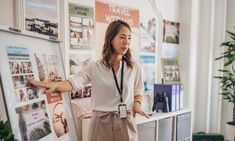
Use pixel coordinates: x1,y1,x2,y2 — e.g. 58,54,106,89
134,65,144,96
68,62,93,93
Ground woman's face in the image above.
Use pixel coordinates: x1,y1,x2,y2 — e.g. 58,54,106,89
111,26,131,55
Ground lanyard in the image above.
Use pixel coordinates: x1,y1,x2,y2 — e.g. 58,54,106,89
111,59,124,103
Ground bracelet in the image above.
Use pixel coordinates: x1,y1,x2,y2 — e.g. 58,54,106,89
134,101,141,105
67,80,73,92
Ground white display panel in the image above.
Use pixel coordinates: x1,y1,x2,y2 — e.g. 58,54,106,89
0,26,76,141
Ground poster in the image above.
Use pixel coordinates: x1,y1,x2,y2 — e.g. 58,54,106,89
69,3,94,49
69,52,93,75
0,28,76,141
95,0,140,60
34,53,62,82
15,100,51,141
7,46,39,103
69,52,93,99
25,0,59,37
139,55,155,112
161,20,180,58
46,92,69,138
140,55,155,93
140,18,156,53
161,58,180,83
163,19,180,44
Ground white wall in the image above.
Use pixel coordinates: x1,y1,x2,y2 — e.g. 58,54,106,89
196,0,226,133
184,0,227,133
0,0,14,27
0,0,14,121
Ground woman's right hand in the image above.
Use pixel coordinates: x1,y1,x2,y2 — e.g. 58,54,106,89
28,79,58,94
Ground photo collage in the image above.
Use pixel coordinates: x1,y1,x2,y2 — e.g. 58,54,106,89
7,46,38,103
69,4,94,49
69,53,93,99
161,58,180,83
71,85,92,99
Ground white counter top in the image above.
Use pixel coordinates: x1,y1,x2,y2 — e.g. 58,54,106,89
135,109,192,124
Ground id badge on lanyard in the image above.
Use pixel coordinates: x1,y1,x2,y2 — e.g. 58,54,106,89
112,58,127,118
118,103,127,118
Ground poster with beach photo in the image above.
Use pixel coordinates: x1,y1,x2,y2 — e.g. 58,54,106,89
25,0,59,37
15,100,51,141
69,3,94,49
95,0,140,60
46,92,69,138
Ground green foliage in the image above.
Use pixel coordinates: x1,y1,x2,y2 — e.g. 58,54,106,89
0,120,17,141
215,28,235,125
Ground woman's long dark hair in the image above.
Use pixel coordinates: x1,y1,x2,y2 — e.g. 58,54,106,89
101,20,133,69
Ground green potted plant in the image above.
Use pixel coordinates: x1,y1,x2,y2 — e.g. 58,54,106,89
215,28,235,140
0,120,17,141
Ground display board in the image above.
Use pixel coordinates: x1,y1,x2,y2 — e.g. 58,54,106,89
0,26,76,141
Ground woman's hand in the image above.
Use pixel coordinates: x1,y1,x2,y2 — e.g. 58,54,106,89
28,79,73,93
132,102,149,118
28,79,58,94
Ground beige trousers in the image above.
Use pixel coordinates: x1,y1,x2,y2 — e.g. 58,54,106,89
88,111,138,141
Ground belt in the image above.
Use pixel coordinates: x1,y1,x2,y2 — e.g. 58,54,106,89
96,111,132,130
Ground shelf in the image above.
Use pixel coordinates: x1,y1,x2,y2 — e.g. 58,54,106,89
136,108,191,124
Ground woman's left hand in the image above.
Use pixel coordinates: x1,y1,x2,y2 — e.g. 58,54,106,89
132,102,149,118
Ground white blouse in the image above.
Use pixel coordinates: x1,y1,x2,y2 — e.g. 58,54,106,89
69,60,144,111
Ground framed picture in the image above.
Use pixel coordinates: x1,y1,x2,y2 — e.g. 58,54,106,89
24,0,60,37
163,19,180,44
161,58,180,84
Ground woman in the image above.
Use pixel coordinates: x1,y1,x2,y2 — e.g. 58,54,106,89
29,20,148,141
